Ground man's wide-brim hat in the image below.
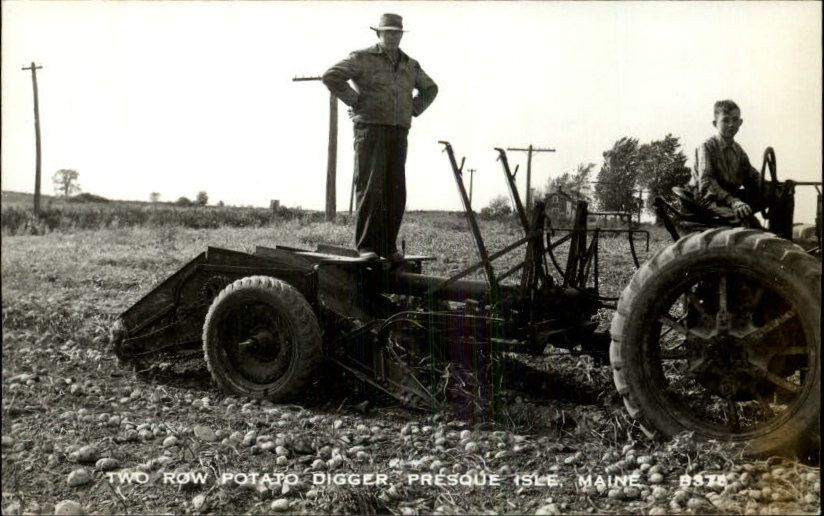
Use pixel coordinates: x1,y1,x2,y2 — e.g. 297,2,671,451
371,13,407,32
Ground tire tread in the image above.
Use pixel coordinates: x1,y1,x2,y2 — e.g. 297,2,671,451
202,275,322,402
609,228,820,456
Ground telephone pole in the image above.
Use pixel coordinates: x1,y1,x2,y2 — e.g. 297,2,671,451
293,75,338,222
506,145,555,218
22,62,43,214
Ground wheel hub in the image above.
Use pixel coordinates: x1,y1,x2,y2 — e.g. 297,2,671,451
217,302,294,385
687,316,766,399
237,329,279,360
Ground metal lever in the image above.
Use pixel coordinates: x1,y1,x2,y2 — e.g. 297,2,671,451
439,141,465,175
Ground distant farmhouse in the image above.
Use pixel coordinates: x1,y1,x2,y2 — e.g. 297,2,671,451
545,190,577,219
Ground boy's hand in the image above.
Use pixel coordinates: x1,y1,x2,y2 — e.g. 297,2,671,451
732,200,752,219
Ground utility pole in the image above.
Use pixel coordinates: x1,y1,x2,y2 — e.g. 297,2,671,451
293,75,338,222
22,62,43,214
467,168,477,207
506,145,555,218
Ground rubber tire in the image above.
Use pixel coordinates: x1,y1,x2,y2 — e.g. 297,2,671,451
610,227,820,457
203,275,322,402
793,223,820,252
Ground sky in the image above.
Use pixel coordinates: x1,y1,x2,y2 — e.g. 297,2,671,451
2,1,821,221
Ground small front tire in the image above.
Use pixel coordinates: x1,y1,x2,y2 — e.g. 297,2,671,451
202,276,322,401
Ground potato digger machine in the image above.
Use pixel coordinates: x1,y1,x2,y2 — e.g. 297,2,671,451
111,142,821,457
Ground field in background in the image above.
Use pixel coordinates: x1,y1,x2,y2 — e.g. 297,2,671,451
2,190,637,236
1,190,323,235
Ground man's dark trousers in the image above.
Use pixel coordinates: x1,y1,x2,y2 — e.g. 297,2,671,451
353,123,409,257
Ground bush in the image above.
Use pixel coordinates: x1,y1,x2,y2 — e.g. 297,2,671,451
0,202,319,235
175,197,193,207
480,195,513,220
66,192,110,203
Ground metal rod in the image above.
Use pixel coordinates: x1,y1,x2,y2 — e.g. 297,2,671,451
563,201,589,288
439,141,497,289
495,148,530,233
593,229,600,292
547,231,573,248
388,272,517,303
628,228,641,268
426,232,535,296
497,262,525,282
527,145,533,217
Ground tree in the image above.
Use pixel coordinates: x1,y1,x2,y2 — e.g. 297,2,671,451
637,134,691,216
175,196,193,207
545,162,596,200
195,191,209,206
150,192,161,203
480,195,512,219
594,137,641,214
53,169,81,197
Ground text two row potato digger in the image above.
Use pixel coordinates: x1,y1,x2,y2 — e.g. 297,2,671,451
111,142,821,457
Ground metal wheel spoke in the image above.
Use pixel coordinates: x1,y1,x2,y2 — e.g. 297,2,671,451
659,315,689,336
635,248,817,441
754,392,775,419
726,398,740,432
662,310,689,339
746,310,796,342
684,292,706,316
745,286,765,311
762,370,801,394
659,340,688,359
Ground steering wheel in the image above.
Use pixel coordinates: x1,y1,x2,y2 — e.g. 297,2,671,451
759,147,778,218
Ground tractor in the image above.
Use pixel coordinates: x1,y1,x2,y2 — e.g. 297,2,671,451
111,142,820,457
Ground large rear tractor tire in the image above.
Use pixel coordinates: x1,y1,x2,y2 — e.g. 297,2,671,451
203,276,322,401
610,228,820,457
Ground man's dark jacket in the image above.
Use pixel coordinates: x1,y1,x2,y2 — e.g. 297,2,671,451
322,44,438,128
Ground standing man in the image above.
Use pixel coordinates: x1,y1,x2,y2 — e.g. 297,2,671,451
323,13,438,261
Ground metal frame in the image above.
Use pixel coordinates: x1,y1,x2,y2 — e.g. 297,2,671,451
438,141,651,304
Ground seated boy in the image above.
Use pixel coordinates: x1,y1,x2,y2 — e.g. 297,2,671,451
690,100,764,224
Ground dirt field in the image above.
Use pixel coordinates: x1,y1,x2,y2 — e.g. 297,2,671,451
1,215,820,515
